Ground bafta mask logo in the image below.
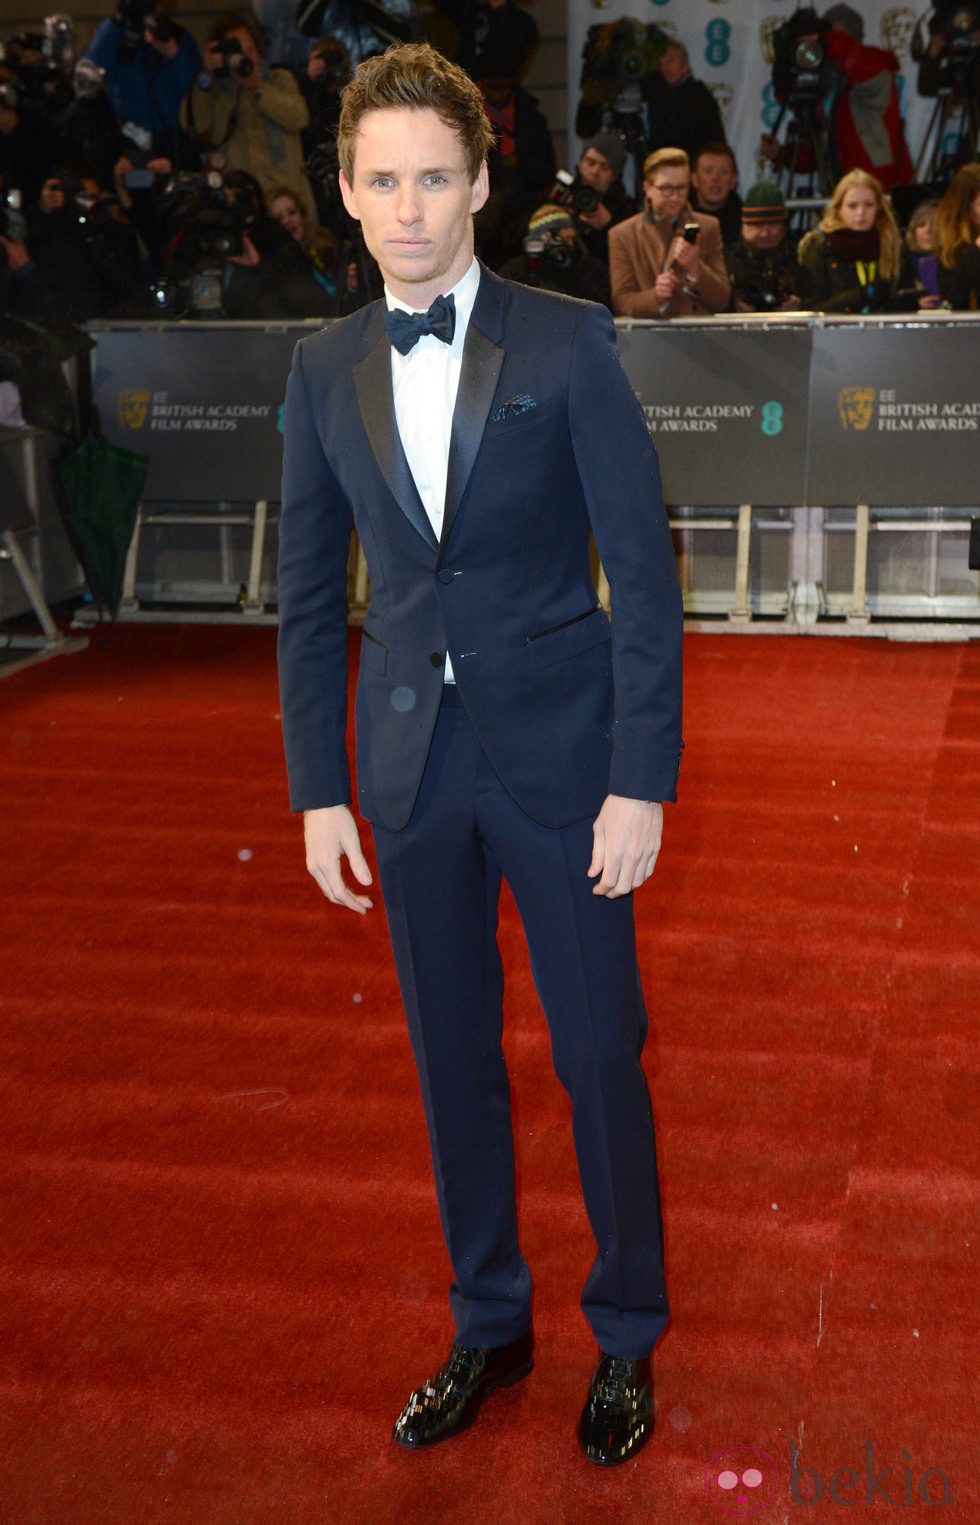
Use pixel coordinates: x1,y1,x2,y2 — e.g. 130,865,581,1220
880,6,917,56
117,388,149,429
838,386,876,431
710,82,734,114
760,16,784,64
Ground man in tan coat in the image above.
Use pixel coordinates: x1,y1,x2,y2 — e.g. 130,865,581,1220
182,13,311,206
608,147,730,318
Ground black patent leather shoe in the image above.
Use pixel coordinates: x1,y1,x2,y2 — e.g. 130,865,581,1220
392,1331,534,1448
577,1353,653,1466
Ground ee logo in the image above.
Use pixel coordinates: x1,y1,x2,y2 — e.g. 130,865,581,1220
761,401,784,436
705,19,731,66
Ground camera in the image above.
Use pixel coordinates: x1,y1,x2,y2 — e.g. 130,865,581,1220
771,9,830,112
550,170,601,218
523,232,574,274
160,169,257,260
211,37,254,80
912,2,980,93
0,190,29,244
741,262,796,311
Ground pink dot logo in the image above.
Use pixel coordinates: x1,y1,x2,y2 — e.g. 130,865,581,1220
707,1446,778,1514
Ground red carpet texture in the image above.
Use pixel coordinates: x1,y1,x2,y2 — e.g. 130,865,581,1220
0,625,977,1524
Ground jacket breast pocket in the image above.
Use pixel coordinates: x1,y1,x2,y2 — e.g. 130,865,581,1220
482,397,554,444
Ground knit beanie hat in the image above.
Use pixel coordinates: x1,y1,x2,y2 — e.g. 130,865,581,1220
527,203,575,237
742,181,788,224
583,133,627,179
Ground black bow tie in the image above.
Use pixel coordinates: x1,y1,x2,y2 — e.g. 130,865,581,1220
384,293,456,355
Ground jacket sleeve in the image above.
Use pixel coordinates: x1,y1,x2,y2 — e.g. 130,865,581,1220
276,339,354,812
567,304,684,801
608,223,664,318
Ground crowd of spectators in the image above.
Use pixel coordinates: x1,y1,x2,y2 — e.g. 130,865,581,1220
1,5,978,327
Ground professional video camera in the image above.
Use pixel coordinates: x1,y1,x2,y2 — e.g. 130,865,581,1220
576,19,667,151
912,2,980,94
771,9,831,112
550,169,601,218
158,169,257,259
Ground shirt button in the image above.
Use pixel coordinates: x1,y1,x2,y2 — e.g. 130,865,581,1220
429,652,443,667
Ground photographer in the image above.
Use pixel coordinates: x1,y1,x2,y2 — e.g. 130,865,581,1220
182,13,311,206
2,16,77,119
250,0,419,73
432,0,538,83
2,167,148,322
725,182,809,313
643,40,725,164
607,146,731,318
554,133,635,267
0,79,60,208
498,202,611,307
82,0,201,168
821,5,913,188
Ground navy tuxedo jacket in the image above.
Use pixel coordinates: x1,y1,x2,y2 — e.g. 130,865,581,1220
277,265,683,833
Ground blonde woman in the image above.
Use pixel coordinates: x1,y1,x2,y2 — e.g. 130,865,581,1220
936,163,980,310
797,168,911,312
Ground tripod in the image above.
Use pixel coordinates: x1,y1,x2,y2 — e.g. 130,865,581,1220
767,100,835,229
915,84,980,183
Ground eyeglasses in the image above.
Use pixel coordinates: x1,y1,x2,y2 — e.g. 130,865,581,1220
650,183,689,196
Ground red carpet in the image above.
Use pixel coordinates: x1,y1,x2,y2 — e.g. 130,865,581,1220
0,625,976,1523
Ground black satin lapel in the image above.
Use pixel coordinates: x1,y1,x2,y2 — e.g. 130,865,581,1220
353,331,437,552
439,323,505,561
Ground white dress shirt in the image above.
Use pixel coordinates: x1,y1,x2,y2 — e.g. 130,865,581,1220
385,257,480,681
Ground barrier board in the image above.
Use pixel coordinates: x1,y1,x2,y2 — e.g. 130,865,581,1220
91,316,979,509
91,323,320,501
616,320,811,506
807,319,980,507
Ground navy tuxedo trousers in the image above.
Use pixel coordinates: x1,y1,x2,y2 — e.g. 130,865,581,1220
372,685,669,1359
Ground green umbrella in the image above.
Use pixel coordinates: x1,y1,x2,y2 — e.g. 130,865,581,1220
55,432,148,618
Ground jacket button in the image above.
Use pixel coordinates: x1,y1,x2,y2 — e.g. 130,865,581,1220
429,652,443,667
437,568,456,584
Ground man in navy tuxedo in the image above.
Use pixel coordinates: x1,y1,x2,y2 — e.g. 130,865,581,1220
277,42,683,1466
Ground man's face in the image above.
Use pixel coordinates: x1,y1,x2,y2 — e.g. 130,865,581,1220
659,46,687,85
693,153,736,210
578,147,614,193
644,165,690,221
741,218,785,251
340,106,488,304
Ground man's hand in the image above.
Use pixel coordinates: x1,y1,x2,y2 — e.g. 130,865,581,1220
39,178,65,215
304,804,374,914
654,268,679,303
668,234,701,279
588,795,663,898
578,203,611,232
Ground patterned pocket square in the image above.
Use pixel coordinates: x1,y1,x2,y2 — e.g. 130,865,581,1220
490,393,537,423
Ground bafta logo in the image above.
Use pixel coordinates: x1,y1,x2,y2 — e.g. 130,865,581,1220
760,16,784,64
838,386,876,431
880,6,917,56
117,388,149,429
710,83,734,115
